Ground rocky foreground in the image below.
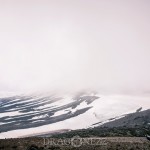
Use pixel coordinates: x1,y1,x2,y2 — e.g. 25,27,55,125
0,137,150,150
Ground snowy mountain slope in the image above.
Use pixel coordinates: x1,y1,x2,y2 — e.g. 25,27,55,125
0,93,150,138
100,109,150,128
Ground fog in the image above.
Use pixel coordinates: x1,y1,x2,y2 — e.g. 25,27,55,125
0,0,150,95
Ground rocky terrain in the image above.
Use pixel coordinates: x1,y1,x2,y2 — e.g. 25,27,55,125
0,137,150,150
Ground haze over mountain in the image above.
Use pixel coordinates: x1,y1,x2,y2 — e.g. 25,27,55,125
0,0,150,95
0,0,150,141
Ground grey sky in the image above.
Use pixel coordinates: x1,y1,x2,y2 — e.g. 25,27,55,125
0,0,150,95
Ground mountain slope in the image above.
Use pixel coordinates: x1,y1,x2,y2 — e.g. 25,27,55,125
101,109,150,128
50,109,150,138
0,93,150,138
0,94,99,133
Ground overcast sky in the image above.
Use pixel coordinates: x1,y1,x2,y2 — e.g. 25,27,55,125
0,0,150,95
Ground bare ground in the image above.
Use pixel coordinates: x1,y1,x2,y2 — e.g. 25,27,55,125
0,137,150,150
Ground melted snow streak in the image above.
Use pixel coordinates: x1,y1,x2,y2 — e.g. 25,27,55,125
0,95,99,133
